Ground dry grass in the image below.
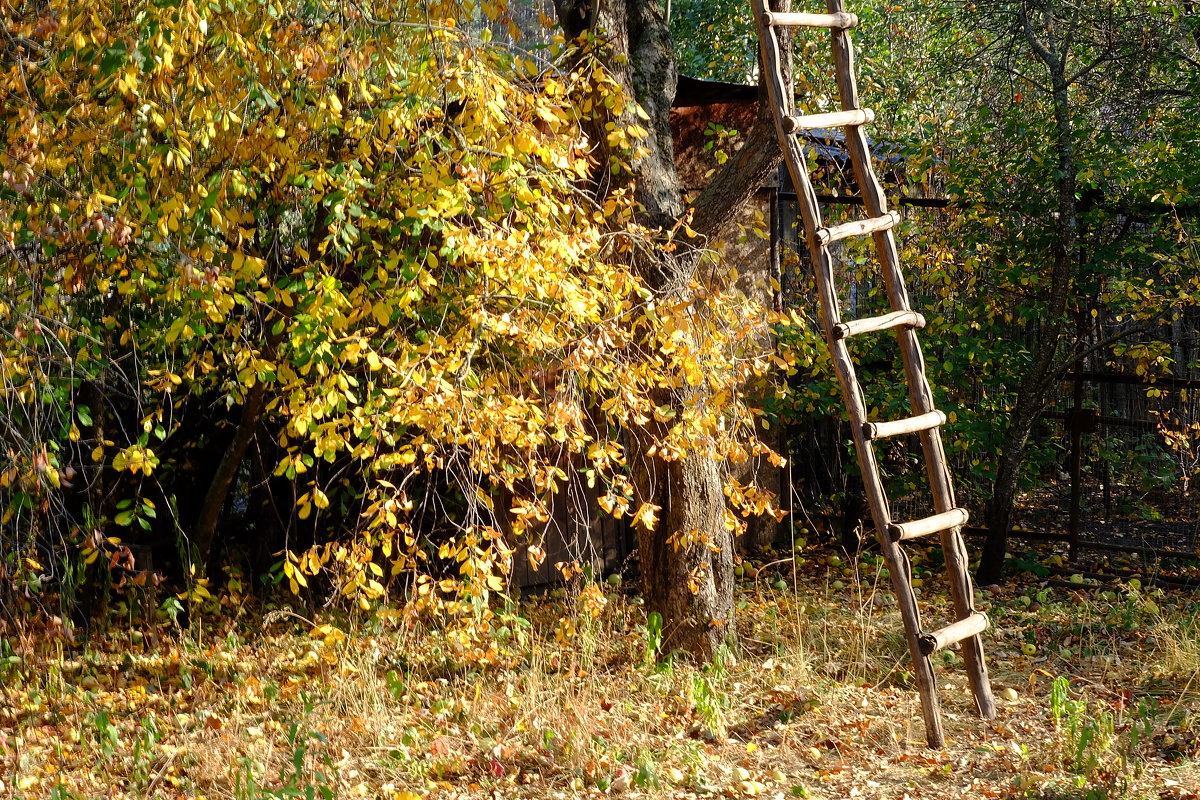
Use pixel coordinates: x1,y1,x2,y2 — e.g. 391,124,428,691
2,545,1200,799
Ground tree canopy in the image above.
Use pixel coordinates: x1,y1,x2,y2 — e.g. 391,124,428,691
1,0,782,652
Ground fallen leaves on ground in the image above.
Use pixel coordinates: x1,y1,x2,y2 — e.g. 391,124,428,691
2,541,1199,798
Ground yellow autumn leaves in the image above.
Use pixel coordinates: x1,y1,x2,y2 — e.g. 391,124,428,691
1,0,782,633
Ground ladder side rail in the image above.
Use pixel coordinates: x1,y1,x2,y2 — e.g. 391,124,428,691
755,3,877,461
938,527,997,717
824,0,957,545
904,341,996,716
752,0,839,338
822,1,959,498
755,0,797,121
826,0,996,721
756,1,898,552
887,532,943,744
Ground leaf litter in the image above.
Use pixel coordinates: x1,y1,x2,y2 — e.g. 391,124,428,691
2,541,1199,799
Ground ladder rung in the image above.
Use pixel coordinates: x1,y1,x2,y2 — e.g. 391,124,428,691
817,210,901,246
919,612,989,656
887,507,969,542
761,10,858,29
784,108,874,133
833,310,925,340
863,409,945,440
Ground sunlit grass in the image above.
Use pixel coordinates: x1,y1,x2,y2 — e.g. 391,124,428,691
2,543,1200,798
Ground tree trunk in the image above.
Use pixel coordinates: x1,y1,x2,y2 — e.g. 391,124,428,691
977,5,1078,585
553,0,782,658
632,436,736,657
976,389,1045,585
191,377,270,576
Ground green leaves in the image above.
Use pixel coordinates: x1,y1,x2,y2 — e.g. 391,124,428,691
98,42,128,76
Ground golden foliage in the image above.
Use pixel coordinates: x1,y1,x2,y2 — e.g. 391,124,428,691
0,0,780,628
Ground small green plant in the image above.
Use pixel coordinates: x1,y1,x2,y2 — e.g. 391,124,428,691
688,645,731,739
385,668,405,701
229,693,337,799
0,637,22,681
495,600,532,650
641,611,664,666
1119,697,1157,777
130,714,161,789
1048,675,1152,794
1007,549,1050,577
276,693,337,799
633,758,658,789
234,757,265,800
160,595,185,629
89,710,120,760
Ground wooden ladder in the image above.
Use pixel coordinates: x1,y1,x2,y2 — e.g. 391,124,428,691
751,0,997,747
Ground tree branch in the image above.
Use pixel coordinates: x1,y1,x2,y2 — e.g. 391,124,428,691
686,0,789,242
687,114,781,242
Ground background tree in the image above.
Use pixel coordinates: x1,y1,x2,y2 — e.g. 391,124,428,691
670,0,757,83
914,0,1200,583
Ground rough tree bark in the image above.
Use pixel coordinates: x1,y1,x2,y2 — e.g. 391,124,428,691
191,316,286,575
553,0,783,658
